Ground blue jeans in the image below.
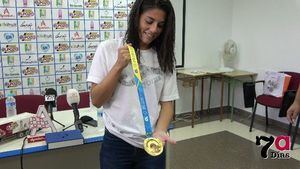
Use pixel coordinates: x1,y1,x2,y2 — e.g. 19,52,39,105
100,129,166,169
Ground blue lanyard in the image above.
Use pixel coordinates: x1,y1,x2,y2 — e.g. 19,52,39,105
128,45,153,138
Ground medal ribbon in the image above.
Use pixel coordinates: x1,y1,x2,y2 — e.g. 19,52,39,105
128,45,153,138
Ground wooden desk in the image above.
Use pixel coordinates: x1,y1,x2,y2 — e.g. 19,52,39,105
176,68,223,127
207,70,257,121
222,70,257,121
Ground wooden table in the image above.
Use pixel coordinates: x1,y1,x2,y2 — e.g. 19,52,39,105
176,68,223,127
222,70,257,121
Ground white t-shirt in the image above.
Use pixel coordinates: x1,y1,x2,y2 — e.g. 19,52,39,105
87,39,179,148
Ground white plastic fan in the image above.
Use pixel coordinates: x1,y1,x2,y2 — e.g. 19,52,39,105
219,39,237,72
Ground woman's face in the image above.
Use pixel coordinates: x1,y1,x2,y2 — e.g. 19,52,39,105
139,8,166,50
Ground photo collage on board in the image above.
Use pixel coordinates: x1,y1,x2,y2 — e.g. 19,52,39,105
0,0,134,98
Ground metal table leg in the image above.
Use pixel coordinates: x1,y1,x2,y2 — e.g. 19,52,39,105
230,79,236,122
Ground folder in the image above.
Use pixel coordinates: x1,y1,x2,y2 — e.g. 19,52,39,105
45,129,83,149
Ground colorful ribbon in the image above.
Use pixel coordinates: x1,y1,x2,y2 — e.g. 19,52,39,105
128,45,153,138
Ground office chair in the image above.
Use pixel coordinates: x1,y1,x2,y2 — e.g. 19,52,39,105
0,95,45,118
0,98,6,118
247,72,300,132
56,91,90,111
56,91,90,132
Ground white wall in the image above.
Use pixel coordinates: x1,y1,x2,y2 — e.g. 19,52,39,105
184,0,233,68
231,0,300,123
178,0,300,124
176,0,233,114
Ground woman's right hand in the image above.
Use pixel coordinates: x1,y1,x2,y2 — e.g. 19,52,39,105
115,44,131,69
287,102,300,124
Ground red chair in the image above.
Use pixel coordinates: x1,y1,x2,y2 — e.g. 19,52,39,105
249,72,300,132
0,95,45,118
56,92,90,111
0,98,6,118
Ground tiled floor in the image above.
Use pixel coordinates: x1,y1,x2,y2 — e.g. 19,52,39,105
169,110,300,161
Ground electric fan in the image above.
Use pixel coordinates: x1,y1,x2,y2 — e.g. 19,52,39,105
219,39,237,72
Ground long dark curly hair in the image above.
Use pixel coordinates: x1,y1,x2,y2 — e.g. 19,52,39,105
125,0,176,73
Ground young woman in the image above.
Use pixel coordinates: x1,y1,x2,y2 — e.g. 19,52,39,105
87,0,179,168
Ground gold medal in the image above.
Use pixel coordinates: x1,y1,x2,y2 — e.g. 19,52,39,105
144,137,163,156
128,45,163,156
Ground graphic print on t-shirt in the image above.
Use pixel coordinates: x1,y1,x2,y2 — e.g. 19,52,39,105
119,64,163,87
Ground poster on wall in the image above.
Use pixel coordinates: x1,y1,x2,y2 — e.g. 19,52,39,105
0,0,133,98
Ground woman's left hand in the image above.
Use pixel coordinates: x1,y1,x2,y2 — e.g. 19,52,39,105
153,131,176,145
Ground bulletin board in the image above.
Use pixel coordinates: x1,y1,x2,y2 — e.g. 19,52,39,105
0,0,185,98
0,0,133,98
